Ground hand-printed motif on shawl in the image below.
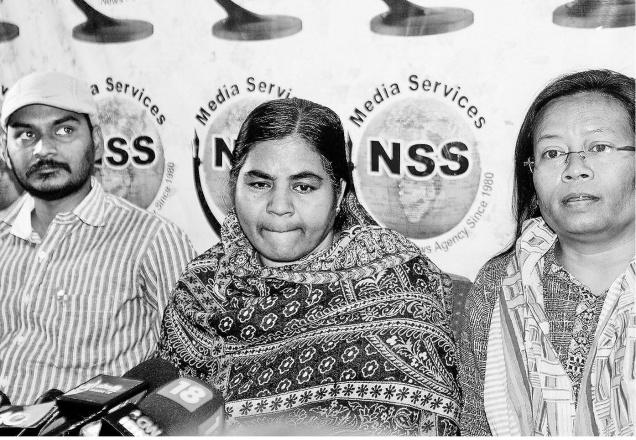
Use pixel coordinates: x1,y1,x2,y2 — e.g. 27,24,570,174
158,194,460,435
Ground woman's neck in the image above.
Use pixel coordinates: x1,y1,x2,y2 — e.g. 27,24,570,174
556,233,635,295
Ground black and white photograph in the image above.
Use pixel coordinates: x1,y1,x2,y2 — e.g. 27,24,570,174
0,0,633,436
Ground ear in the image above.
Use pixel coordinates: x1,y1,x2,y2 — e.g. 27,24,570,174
91,125,104,162
0,127,11,170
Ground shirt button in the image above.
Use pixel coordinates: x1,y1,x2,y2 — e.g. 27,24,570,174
15,334,26,344
37,250,48,262
56,289,66,300
0,376,8,389
22,294,31,304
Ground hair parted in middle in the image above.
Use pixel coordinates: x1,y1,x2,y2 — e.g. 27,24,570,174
229,97,352,198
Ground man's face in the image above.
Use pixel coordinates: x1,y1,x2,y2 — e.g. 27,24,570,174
532,92,635,243
4,104,97,201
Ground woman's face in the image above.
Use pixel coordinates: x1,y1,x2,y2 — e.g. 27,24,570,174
234,136,343,267
532,92,635,243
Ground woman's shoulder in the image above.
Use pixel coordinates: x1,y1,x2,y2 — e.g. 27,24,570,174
465,247,516,312
474,248,515,286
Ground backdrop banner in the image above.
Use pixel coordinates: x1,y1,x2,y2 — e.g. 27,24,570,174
0,0,633,280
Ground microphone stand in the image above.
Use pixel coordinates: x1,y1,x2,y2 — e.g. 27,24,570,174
71,0,153,43
553,0,635,28
212,0,302,40
0,4,18,42
370,0,474,36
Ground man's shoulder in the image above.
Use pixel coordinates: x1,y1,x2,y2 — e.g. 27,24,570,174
100,193,194,251
102,192,177,229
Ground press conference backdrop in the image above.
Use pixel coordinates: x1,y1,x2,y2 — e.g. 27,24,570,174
0,0,633,281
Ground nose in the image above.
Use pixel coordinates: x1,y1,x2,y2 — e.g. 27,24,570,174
266,186,294,216
561,152,593,182
32,136,56,158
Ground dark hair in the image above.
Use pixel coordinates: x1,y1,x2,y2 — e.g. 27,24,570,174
229,97,352,198
512,68,635,240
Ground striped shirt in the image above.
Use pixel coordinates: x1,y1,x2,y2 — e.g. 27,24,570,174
0,179,196,404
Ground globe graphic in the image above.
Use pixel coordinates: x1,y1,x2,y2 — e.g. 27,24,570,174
355,97,481,239
94,96,165,209
201,98,267,218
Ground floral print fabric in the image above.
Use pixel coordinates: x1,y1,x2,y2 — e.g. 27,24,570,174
157,192,460,435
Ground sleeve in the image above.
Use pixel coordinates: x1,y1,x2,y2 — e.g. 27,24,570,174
139,221,197,338
457,256,506,436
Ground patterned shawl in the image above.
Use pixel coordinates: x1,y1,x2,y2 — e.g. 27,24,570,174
157,191,460,435
484,217,636,436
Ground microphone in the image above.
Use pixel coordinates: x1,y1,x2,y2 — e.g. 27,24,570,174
100,376,224,436
38,374,147,436
33,389,64,405
12,389,65,436
0,390,10,409
0,401,57,436
122,357,181,404
38,358,180,436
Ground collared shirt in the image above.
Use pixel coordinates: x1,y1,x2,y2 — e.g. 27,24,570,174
0,179,196,404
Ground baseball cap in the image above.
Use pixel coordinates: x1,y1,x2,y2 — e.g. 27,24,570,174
1,71,98,130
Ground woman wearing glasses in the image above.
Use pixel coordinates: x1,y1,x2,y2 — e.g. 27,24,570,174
458,69,635,436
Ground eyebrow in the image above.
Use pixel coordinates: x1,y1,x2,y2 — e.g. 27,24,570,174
244,170,274,180
534,134,562,143
52,115,81,125
8,115,81,129
243,170,324,181
291,171,323,181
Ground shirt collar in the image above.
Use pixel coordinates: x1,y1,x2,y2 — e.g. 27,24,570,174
72,177,107,227
1,177,106,239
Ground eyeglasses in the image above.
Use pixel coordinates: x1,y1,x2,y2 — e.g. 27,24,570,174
524,144,635,173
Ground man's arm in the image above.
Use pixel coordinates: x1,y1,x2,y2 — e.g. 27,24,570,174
139,221,197,337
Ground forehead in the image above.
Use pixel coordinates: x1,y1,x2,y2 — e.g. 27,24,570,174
241,136,328,175
7,104,87,128
535,92,632,138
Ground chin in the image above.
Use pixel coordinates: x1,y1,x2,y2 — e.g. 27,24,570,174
259,247,307,267
558,220,610,237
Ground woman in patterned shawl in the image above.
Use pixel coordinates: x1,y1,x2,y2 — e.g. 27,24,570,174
458,69,635,436
158,98,460,435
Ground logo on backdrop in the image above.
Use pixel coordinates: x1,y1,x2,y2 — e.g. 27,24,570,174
193,76,295,233
90,77,172,211
348,74,495,254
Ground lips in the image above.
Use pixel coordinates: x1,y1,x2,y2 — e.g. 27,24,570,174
261,228,299,234
561,193,599,204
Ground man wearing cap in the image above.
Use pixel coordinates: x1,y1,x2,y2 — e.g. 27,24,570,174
0,71,196,404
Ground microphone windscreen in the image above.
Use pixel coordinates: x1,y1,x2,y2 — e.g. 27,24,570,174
33,389,64,405
100,403,164,436
138,377,224,436
123,357,180,392
0,401,57,434
55,375,146,418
